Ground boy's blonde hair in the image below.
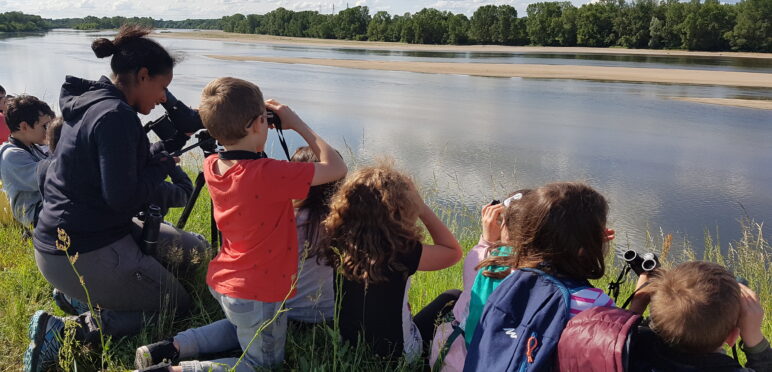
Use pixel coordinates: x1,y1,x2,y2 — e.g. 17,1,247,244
198,77,265,145
649,261,741,353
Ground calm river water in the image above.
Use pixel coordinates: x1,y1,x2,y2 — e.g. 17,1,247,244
1,29,771,253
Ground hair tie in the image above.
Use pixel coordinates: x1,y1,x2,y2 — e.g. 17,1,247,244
502,193,523,207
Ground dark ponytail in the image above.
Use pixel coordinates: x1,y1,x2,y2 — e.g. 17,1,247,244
91,24,176,78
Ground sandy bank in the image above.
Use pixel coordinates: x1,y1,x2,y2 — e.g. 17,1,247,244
670,97,772,110
157,30,772,60
204,55,772,88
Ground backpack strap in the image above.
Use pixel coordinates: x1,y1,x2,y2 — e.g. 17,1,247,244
432,318,465,372
520,268,573,315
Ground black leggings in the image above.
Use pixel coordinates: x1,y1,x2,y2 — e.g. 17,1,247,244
414,289,462,352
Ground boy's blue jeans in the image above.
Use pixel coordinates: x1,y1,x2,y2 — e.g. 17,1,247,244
175,287,287,372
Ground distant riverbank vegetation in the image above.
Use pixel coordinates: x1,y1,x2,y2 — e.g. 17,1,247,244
1,0,770,52
217,0,770,52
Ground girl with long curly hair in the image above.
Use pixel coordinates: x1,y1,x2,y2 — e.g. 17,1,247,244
318,162,462,361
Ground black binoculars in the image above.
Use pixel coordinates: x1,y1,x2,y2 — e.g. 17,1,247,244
623,250,660,275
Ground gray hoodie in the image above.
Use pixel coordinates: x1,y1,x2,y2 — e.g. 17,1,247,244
0,138,48,226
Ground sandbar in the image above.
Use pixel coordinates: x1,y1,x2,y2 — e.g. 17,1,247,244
670,97,772,110
157,30,772,60
204,55,772,88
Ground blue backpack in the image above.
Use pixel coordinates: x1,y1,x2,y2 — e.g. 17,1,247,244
464,268,588,372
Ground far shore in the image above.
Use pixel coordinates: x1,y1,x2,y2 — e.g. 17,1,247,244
156,30,772,60
205,55,772,89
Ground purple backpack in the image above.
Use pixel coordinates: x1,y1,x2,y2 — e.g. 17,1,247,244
556,306,642,372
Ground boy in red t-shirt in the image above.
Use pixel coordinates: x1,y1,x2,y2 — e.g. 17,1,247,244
134,77,347,372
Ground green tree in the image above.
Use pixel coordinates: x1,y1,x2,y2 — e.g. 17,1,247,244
410,8,448,44
470,5,498,44
725,0,771,52
367,11,392,41
446,13,471,44
659,0,687,48
680,0,735,51
495,5,521,45
558,4,578,46
614,0,656,48
576,0,618,47
527,2,571,46
649,16,664,48
334,6,370,40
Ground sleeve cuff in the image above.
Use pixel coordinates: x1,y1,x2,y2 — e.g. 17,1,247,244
477,236,495,249
742,337,770,354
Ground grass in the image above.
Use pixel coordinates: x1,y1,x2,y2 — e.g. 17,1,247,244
0,174,770,371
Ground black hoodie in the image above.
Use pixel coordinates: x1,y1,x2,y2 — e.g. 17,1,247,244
34,76,171,254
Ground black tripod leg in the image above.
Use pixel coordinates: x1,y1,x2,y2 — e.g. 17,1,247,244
176,171,206,230
210,199,220,251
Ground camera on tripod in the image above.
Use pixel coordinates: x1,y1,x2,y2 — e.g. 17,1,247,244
144,89,204,154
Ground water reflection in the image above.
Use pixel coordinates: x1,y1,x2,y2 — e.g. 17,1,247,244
1,30,771,253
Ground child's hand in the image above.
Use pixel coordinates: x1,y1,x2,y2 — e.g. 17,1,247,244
481,203,505,243
264,99,306,132
604,228,615,241
738,283,765,348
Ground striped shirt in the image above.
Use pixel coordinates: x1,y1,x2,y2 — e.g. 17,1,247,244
569,287,615,317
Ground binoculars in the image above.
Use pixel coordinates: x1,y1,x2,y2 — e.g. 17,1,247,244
139,205,163,256
622,250,660,276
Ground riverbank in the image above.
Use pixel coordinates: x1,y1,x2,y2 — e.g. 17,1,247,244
205,55,772,88
156,30,772,60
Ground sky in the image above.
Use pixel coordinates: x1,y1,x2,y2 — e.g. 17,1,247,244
0,0,592,21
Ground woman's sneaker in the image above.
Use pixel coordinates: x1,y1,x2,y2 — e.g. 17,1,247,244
135,338,179,369
52,289,90,315
23,310,64,372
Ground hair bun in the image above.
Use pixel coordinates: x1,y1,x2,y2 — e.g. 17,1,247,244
92,38,118,58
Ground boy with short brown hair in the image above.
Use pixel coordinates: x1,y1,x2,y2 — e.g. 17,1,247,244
636,261,771,371
134,77,347,372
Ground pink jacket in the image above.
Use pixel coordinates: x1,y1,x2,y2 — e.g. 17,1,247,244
429,237,494,372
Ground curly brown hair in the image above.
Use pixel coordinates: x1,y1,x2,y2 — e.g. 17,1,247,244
320,161,423,284
478,182,609,280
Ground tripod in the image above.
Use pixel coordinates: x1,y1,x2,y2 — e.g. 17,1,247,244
174,133,221,250
176,170,220,250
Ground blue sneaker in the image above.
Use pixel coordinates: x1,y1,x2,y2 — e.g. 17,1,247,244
52,289,90,315
23,310,63,372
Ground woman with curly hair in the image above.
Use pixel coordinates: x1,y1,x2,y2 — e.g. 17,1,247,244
318,162,463,362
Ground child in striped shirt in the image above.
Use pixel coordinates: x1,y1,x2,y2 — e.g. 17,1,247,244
430,182,616,371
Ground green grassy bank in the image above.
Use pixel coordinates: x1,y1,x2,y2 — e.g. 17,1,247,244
0,184,769,371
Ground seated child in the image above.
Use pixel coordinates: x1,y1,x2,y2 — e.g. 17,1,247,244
629,261,771,371
286,146,337,323
463,182,618,371
0,95,53,227
431,184,617,371
133,77,347,372
318,163,463,361
0,86,10,142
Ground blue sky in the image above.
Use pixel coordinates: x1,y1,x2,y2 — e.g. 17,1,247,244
0,0,590,20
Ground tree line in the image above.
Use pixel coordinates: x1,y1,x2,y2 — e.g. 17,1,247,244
0,12,220,32
1,0,770,52
219,0,770,52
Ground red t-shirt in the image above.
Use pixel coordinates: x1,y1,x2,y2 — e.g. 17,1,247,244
204,155,314,302
0,114,10,143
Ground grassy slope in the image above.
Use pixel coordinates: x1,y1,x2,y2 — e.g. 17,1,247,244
0,185,770,371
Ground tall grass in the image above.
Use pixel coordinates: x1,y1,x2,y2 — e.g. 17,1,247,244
0,181,769,371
